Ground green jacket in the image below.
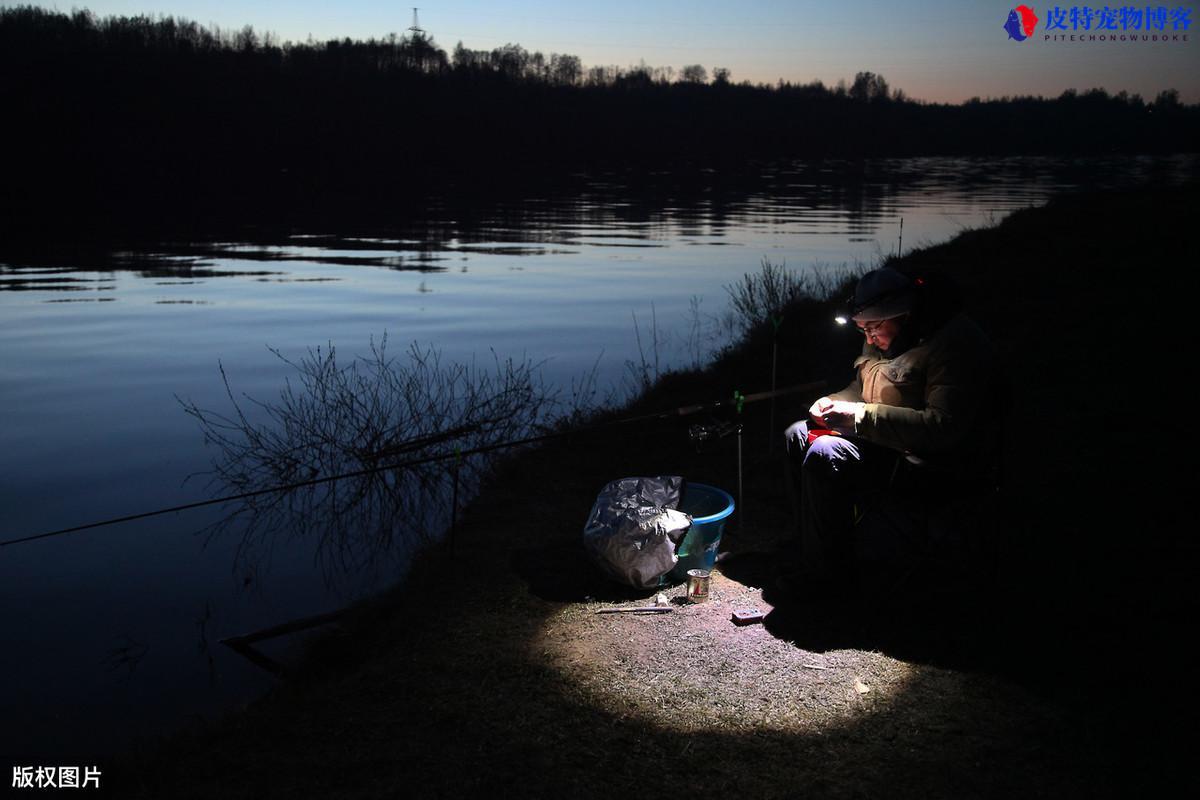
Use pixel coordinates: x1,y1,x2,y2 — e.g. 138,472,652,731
829,313,999,464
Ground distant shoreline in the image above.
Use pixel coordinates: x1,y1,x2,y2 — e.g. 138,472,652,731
3,7,1198,240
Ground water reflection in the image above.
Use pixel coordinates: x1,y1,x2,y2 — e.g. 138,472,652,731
1,277,113,292
8,154,1195,294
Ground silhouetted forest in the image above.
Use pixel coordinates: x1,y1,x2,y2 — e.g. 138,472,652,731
3,6,1197,236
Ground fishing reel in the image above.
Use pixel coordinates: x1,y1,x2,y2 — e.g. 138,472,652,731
688,418,742,452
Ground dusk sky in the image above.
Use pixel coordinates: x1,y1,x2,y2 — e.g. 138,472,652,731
13,0,1200,102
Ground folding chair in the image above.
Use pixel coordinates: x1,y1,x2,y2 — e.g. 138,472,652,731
853,416,1007,612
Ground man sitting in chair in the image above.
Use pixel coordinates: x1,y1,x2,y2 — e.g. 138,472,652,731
780,266,1000,611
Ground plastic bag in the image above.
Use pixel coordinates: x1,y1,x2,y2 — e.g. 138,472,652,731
582,476,692,589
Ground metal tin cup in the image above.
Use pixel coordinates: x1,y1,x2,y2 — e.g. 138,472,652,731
686,569,711,603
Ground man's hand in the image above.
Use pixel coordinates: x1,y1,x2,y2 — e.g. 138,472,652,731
808,397,864,435
808,396,834,419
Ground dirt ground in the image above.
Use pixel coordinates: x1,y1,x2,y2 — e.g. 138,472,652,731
120,184,1199,798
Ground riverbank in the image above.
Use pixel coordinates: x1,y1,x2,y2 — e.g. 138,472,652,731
118,182,1198,798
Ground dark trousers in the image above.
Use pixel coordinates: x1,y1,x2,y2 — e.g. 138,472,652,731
783,420,905,589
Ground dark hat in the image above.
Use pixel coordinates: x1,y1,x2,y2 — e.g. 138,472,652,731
850,268,915,322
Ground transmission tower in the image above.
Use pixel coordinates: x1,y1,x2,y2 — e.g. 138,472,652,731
408,7,425,37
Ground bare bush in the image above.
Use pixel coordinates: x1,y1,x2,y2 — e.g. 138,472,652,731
179,337,555,584
623,303,665,398
725,258,854,333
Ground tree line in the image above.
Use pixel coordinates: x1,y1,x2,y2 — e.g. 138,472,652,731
2,6,1196,235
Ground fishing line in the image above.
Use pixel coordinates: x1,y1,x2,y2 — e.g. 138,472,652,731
1,380,823,550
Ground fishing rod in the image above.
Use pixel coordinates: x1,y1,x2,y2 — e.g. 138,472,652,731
0,378,825,550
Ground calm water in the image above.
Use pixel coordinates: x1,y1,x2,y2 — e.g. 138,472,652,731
1,155,1196,760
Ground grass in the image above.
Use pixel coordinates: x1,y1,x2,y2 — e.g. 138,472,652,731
115,182,1199,798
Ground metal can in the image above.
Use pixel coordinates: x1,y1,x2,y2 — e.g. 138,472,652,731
686,569,711,603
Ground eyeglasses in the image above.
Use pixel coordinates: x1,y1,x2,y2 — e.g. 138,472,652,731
855,314,906,336
855,319,888,335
